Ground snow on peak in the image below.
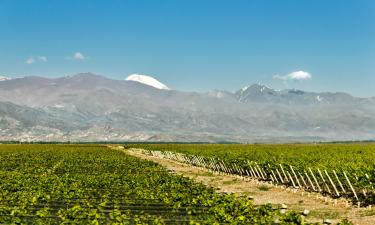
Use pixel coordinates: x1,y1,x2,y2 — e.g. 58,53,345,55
125,74,170,90
0,75,11,81
257,83,273,91
316,95,323,102
240,83,276,93
241,86,250,92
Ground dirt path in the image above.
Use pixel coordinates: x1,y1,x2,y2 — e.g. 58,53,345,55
112,146,375,225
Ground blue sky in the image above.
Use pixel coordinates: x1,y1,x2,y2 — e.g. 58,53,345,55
0,0,374,96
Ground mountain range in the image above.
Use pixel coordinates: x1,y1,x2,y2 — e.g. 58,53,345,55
0,73,374,142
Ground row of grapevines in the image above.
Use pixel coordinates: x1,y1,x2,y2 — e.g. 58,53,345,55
125,143,375,204
0,144,322,224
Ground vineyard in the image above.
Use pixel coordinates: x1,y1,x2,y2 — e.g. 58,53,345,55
0,144,331,224
125,143,375,207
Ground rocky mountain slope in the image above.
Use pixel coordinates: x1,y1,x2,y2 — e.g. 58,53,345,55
0,73,374,142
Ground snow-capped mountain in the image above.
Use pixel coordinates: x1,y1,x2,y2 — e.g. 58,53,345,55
235,83,361,105
125,74,170,90
0,73,374,142
0,76,11,81
236,83,278,103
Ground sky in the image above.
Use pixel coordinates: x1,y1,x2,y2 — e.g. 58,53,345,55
0,0,374,97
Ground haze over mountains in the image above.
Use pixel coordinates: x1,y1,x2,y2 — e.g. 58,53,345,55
0,73,374,142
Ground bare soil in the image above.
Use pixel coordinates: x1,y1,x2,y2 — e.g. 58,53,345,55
112,146,375,225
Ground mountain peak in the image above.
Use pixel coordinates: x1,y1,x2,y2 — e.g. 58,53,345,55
239,83,274,93
125,74,170,90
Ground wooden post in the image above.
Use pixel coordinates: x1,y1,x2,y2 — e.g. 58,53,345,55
260,166,267,179
250,166,257,178
213,160,218,171
235,163,241,175
270,173,275,183
245,169,250,177
222,161,229,174
287,171,297,188
305,171,316,191
242,167,247,177
247,167,254,177
325,170,340,197
210,159,214,170
271,170,279,183
233,163,239,175
220,162,226,173
215,162,221,173
317,168,332,194
290,165,302,188
254,162,263,177
343,171,358,201
298,172,308,189
195,156,200,167
252,167,257,178
246,161,253,177
309,168,322,192
333,170,346,194
280,164,289,182
232,163,237,175
236,163,242,175
241,167,246,177
276,168,284,183
223,162,229,174
229,164,234,174
261,167,268,179
255,164,263,178
227,163,232,175
256,165,263,179
257,165,266,179
253,165,261,178
218,162,224,174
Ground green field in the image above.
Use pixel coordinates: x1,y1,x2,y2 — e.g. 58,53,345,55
126,143,375,205
0,144,315,224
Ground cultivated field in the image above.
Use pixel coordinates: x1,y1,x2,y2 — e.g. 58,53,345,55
126,143,375,207
0,144,321,224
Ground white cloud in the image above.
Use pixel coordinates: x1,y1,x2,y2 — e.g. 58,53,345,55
73,52,86,61
25,56,47,64
66,52,87,61
37,56,48,62
273,70,312,81
25,57,35,64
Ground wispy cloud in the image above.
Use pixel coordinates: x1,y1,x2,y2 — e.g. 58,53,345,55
66,52,87,61
25,56,48,64
273,71,312,81
25,57,35,65
37,56,48,62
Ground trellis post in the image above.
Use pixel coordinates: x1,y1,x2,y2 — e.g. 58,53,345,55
317,168,332,194
324,170,340,197
343,171,358,201
309,168,322,192
333,170,346,194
